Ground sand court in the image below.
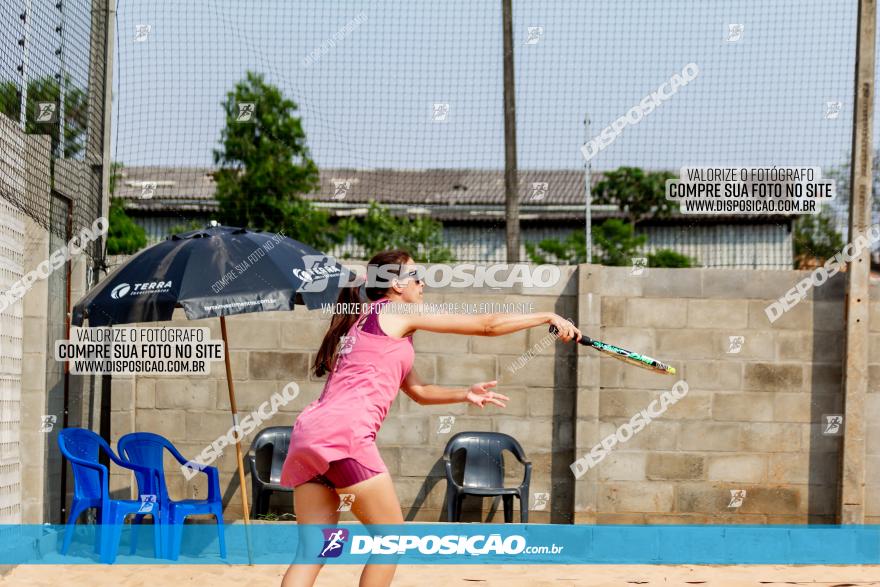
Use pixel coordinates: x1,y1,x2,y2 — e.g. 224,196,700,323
3,564,880,586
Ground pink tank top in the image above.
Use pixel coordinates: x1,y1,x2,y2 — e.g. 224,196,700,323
280,299,414,487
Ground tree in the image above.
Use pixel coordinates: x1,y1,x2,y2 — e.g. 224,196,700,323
106,197,147,255
213,71,339,250
108,161,124,195
525,231,586,265
825,152,880,229
593,167,678,226
648,249,696,268
340,201,455,262
591,219,647,265
105,162,147,255
793,209,844,269
537,166,688,267
167,219,207,236
525,219,646,266
0,74,88,159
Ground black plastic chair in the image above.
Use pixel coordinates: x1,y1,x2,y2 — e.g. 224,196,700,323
442,431,531,523
247,426,293,519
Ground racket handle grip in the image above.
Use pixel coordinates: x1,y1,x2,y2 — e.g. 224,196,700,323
549,324,589,345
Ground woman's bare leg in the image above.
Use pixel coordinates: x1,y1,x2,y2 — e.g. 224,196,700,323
281,481,341,587
337,473,405,587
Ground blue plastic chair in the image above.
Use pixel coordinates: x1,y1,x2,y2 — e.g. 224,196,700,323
57,428,163,563
117,432,226,560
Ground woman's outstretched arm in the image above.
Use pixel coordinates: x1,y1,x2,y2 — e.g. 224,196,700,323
385,309,581,341
401,369,508,408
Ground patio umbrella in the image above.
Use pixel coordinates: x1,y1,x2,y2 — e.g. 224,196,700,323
71,225,355,545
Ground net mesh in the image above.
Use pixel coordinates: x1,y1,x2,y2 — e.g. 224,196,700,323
0,0,108,249
56,1,880,266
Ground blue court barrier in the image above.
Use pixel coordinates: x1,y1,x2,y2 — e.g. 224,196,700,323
2,524,879,565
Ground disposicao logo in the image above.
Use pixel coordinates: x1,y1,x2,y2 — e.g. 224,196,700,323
319,528,348,558
348,533,528,555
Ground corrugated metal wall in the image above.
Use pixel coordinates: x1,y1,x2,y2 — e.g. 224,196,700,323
437,223,793,268
133,212,793,269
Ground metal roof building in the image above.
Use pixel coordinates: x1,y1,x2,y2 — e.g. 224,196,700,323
113,166,795,269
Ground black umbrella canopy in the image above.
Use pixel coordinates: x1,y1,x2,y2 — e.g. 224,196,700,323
72,225,356,327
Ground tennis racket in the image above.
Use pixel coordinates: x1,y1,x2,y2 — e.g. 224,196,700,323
549,325,676,375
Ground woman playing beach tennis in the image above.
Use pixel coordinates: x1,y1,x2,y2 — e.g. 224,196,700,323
280,249,581,587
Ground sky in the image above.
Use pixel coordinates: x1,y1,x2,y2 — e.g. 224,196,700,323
110,0,867,175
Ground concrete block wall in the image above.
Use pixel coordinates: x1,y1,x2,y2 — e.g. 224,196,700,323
110,269,579,523
107,262,858,524
863,280,880,523
0,194,25,524
574,265,845,524
14,131,54,524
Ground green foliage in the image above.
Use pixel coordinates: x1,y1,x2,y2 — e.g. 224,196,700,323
591,219,647,265
793,209,845,268
525,167,689,267
340,201,455,262
109,161,124,196
647,248,696,268
826,154,880,224
525,231,586,265
0,74,88,159
213,71,339,250
106,198,147,255
167,219,208,236
524,219,646,266
593,167,677,225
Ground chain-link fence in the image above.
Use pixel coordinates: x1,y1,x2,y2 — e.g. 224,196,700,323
22,0,856,267
1,0,111,525
103,1,872,268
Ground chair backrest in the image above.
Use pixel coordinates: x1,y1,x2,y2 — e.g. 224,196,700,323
248,426,292,485
443,432,526,489
117,432,174,498
57,428,110,500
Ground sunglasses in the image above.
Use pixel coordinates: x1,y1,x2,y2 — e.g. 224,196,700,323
404,269,423,284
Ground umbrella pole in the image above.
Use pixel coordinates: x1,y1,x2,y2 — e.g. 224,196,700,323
220,315,254,565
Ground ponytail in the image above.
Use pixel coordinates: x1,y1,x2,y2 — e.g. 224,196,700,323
312,249,412,377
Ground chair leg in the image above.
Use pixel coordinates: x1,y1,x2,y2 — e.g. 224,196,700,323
61,501,88,555
99,506,119,564
252,486,264,520
214,506,226,559
502,495,513,523
159,504,171,560
94,522,101,555
94,507,106,555
446,490,459,522
520,493,528,524
256,489,270,519
129,513,144,555
170,512,185,561
152,508,162,559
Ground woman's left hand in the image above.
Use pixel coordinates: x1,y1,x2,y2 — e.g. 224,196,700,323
466,380,509,409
